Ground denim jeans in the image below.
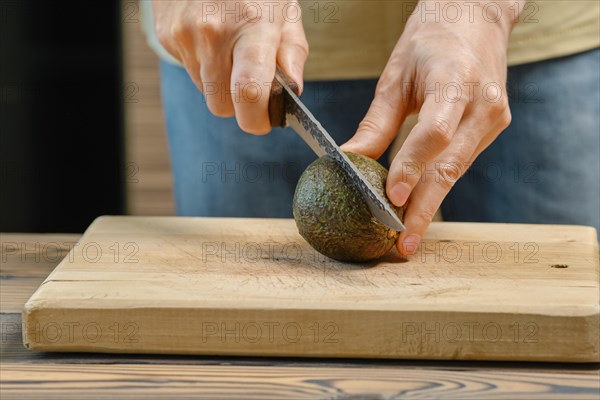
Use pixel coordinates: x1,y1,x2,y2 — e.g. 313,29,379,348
159,48,599,232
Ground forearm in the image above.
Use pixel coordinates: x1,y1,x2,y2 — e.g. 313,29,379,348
413,0,527,37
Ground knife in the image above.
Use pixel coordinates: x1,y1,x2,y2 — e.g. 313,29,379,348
269,66,405,232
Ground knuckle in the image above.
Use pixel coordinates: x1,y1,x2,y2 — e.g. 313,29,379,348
303,39,310,55
374,77,399,102
482,88,509,113
357,117,383,134
155,23,170,46
435,161,461,190
414,207,437,226
493,96,509,113
499,108,512,129
291,39,309,59
427,118,453,147
196,18,224,38
235,72,264,90
169,22,186,41
296,35,310,53
233,72,266,104
357,115,394,143
484,96,511,127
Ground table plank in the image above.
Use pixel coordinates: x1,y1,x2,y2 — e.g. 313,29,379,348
1,234,80,313
1,362,599,400
1,233,599,399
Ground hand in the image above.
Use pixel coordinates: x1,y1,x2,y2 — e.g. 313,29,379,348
152,0,308,134
342,0,524,256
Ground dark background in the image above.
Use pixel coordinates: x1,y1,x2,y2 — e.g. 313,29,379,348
0,0,125,232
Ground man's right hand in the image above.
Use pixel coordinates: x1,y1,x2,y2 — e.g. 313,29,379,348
152,0,308,134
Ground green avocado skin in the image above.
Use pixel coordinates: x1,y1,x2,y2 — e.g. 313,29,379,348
293,152,402,262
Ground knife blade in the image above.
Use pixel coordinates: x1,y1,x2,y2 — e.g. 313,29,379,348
269,67,405,232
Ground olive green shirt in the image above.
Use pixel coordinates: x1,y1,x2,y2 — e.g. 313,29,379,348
141,0,600,80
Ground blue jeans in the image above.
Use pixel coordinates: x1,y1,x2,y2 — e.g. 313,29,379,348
160,48,600,232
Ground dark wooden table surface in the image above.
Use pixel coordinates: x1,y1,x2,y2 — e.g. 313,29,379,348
1,233,599,399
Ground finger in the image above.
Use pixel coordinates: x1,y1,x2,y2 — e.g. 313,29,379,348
340,68,411,159
199,41,235,117
386,94,467,207
231,28,280,135
472,107,512,157
153,2,183,63
396,115,482,256
175,42,203,92
158,39,183,65
155,11,200,89
277,19,309,94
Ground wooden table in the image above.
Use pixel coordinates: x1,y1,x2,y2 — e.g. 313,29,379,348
2,233,599,399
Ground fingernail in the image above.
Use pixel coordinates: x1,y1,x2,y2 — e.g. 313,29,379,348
402,234,421,256
389,182,411,206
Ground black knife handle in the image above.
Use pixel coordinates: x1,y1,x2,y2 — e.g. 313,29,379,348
269,66,300,128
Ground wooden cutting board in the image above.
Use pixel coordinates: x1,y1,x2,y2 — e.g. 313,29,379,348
22,216,599,362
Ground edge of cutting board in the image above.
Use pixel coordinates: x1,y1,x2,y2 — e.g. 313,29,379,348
21,216,600,362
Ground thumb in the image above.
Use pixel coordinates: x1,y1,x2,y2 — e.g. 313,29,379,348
277,19,309,94
341,77,410,159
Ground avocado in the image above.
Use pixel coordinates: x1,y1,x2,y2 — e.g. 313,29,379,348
293,152,403,262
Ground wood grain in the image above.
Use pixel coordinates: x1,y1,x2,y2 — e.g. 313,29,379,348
2,363,599,400
2,233,599,399
20,217,600,362
1,234,81,313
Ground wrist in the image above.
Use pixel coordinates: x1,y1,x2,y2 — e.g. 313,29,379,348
413,0,527,35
